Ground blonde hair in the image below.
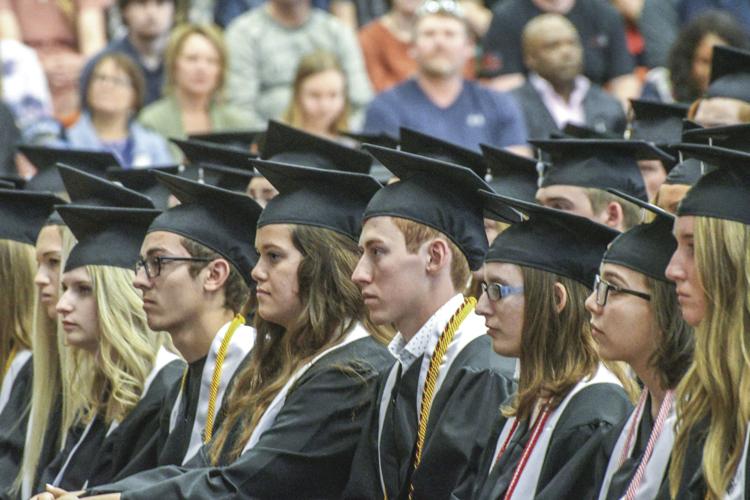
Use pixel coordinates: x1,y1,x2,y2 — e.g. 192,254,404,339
391,217,472,291
208,225,393,464
586,188,643,231
68,265,170,427
669,216,750,498
163,23,227,100
282,50,350,135
0,239,36,380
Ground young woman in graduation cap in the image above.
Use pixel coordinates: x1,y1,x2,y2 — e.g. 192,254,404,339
36,205,184,492
663,144,750,499
463,193,634,500
588,192,694,500
67,162,393,500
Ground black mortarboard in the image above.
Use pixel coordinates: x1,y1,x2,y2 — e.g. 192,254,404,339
147,171,262,285
19,146,121,192
681,123,750,152
399,127,487,179
0,175,26,189
171,138,258,170
552,123,622,140
187,130,263,151
664,158,708,186
672,143,750,224
480,144,541,202
0,180,14,189
0,189,66,244
705,45,750,103
603,189,677,282
106,166,181,209
362,145,519,271
58,205,161,272
199,164,254,193
253,160,381,241
340,131,399,150
629,99,689,147
482,192,619,288
58,164,154,208
533,139,674,201
260,120,372,174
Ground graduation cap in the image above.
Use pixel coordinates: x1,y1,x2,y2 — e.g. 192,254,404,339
706,45,750,102
0,180,14,189
671,143,750,224
602,189,677,282
532,139,675,201
399,127,487,179
0,174,26,189
680,122,750,153
553,123,622,140
663,158,708,186
480,144,541,202
362,145,520,271
147,171,263,285
58,205,161,272
171,138,258,170
19,145,121,192
0,189,66,244
187,130,263,151
482,192,619,288
199,164,255,193
260,120,372,174
340,131,399,150
58,164,155,208
253,160,381,241
106,166,181,209
628,99,689,146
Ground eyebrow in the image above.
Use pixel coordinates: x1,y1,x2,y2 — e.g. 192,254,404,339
602,270,626,285
144,247,168,257
484,274,510,285
360,237,386,249
258,242,284,252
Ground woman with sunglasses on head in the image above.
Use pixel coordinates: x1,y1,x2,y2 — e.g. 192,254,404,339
662,144,750,499
587,192,693,500
60,162,393,500
460,193,633,500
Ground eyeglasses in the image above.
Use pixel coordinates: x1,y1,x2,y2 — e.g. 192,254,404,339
135,255,212,279
416,0,465,17
593,274,651,307
91,72,133,88
480,281,524,301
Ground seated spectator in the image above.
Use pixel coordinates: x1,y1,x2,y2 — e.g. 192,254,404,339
224,0,372,129
480,0,640,106
363,1,528,154
0,0,108,124
641,10,749,103
358,0,476,93
66,53,173,167
82,0,175,107
139,24,251,159
282,50,351,141
511,14,626,141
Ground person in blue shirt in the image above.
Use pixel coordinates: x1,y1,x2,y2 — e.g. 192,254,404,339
362,0,529,155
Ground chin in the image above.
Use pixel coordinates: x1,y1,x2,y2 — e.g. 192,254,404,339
367,307,395,327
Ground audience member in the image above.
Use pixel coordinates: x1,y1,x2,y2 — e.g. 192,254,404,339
83,0,176,107
480,0,640,106
139,24,250,158
363,1,528,154
690,45,750,127
0,0,109,124
641,10,749,103
0,103,19,176
66,53,174,167
511,14,626,140
224,0,372,128
282,50,351,141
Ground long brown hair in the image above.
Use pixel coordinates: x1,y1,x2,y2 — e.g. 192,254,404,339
0,239,36,381
208,225,392,464
505,267,599,421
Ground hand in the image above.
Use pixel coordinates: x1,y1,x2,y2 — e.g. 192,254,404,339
29,485,86,499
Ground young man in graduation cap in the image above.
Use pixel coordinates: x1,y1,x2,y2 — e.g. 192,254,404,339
115,171,262,474
343,146,516,499
533,139,674,231
692,45,750,128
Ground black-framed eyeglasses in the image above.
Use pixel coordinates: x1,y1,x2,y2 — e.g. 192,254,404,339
593,274,651,307
417,0,464,16
480,281,524,301
134,255,213,279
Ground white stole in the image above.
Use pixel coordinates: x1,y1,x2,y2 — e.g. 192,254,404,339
597,400,676,500
169,322,256,465
726,426,750,499
376,308,490,494
241,322,370,453
490,364,622,500
0,349,31,414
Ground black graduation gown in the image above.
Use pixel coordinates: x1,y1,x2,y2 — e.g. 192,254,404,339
0,357,32,494
88,336,394,499
343,335,517,500
38,359,184,490
462,383,632,500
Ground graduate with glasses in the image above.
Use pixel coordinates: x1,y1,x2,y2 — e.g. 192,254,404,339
460,193,633,500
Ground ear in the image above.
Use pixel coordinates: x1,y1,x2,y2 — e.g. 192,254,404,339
425,238,451,275
602,201,625,231
203,258,231,293
553,282,568,314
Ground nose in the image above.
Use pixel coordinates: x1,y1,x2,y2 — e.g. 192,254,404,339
584,291,600,315
56,290,72,315
34,266,50,288
665,252,683,283
475,289,492,317
351,256,370,287
132,266,151,291
251,261,266,283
